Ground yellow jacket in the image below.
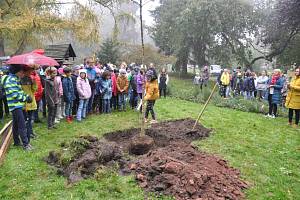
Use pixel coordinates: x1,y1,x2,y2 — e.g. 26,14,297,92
21,77,37,111
221,72,230,86
145,80,159,100
285,76,300,109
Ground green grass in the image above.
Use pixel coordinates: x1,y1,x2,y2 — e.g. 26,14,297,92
0,98,299,200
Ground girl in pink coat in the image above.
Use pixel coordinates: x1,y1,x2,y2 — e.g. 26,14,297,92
76,69,92,121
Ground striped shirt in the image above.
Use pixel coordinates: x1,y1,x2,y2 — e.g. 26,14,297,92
1,74,28,112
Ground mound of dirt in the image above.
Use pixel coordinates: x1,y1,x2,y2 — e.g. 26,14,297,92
46,119,248,199
132,142,248,200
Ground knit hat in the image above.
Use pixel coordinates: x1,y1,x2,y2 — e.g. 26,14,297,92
79,69,87,75
72,65,81,71
120,68,126,75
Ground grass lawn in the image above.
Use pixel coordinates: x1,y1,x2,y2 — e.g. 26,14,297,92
0,98,299,200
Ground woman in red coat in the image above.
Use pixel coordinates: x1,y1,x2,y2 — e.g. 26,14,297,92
32,70,44,123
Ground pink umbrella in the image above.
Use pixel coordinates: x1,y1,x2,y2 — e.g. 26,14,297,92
6,52,59,67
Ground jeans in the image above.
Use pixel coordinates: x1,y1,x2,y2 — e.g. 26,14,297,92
244,91,255,99
65,101,73,117
12,108,29,147
87,90,95,114
111,95,118,110
23,110,34,142
268,94,278,116
145,100,156,120
130,91,138,109
102,99,111,113
118,93,126,110
48,104,57,128
159,88,167,98
77,99,88,121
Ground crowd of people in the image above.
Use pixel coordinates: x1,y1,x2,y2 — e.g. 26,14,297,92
195,66,300,126
0,58,170,151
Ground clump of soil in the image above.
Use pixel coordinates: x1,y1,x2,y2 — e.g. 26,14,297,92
132,142,248,200
46,119,248,199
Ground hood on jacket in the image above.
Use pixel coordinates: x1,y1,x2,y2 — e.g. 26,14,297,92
79,69,87,77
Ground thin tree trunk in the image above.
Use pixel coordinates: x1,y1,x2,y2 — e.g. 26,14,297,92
0,32,5,57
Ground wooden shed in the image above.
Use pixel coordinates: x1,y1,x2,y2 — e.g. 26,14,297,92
45,44,76,64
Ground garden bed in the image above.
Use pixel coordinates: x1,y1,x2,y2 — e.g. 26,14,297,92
46,119,248,200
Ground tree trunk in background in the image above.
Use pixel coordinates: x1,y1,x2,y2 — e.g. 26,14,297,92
0,33,5,56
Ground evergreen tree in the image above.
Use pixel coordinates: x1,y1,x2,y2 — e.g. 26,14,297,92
97,38,120,64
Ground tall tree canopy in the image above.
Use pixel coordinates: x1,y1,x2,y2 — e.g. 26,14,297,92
151,0,300,72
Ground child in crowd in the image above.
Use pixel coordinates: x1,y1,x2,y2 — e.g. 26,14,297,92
111,69,118,110
2,64,33,150
117,69,129,111
76,69,92,121
129,68,138,109
193,72,201,85
32,68,43,123
94,68,103,114
71,66,81,116
21,67,37,139
101,71,112,113
144,70,159,123
62,67,75,123
55,69,63,123
0,71,9,122
45,67,59,129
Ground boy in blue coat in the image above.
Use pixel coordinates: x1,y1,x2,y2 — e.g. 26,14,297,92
62,67,75,123
101,71,112,113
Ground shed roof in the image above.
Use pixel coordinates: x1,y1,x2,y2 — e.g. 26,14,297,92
45,44,76,62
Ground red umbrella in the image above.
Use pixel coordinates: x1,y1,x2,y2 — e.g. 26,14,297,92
6,52,59,67
31,49,45,55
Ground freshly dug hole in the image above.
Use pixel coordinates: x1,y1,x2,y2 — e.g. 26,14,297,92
129,135,154,155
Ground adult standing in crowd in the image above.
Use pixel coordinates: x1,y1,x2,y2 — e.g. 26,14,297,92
285,67,300,127
220,69,230,98
201,66,210,90
256,70,269,100
158,68,169,98
265,69,284,118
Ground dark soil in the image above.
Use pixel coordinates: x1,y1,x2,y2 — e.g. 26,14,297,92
132,142,248,200
46,118,248,199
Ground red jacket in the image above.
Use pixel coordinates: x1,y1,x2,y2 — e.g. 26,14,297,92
31,72,44,102
111,73,118,96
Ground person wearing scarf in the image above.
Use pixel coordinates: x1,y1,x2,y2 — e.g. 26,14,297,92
285,67,300,127
265,69,285,118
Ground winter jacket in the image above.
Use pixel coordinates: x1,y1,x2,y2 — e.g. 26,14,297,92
111,73,118,96
235,77,244,92
44,78,59,106
0,76,6,100
101,79,112,100
221,72,230,86
62,76,75,103
95,76,103,96
265,77,285,104
136,73,145,94
130,75,137,93
1,74,29,112
256,76,269,91
32,72,43,102
158,73,169,90
54,76,63,97
202,69,210,81
117,75,129,93
285,76,300,109
244,77,256,92
77,75,92,100
86,67,96,90
145,80,159,101
21,76,37,111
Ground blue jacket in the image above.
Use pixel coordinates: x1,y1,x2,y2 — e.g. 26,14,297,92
101,79,112,100
62,76,75,103
1,74,29,111
265,77,285,104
